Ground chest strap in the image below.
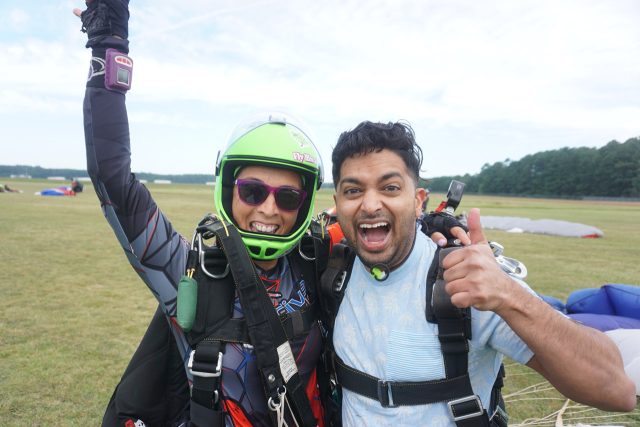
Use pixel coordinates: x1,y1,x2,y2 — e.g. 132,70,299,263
204,304,318,344
334,353,480,409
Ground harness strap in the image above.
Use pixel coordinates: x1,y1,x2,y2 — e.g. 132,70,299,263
489,366,509,427
204,219,317,427
432,247,472,380
318,244,354,330
189,340,225,427
333,346,491,424
204,304,318,344
433,247,490,427
316,243,354,427
333,354,482,410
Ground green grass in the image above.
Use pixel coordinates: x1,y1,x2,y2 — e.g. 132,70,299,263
1,179,638,425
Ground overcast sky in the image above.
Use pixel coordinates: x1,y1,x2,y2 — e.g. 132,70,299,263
1,0,639,181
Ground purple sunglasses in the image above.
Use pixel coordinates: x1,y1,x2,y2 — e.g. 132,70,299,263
235,179,307,211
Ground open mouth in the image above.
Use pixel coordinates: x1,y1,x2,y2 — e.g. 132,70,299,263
358,221,390,249
251,221,279,234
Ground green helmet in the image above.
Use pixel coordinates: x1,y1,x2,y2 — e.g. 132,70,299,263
214,112,324,260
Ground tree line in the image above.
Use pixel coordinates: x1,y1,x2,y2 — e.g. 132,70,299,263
0,165,214,185
3,137,639,197
426,137,640,198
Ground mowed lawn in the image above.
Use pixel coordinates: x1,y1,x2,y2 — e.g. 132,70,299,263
1,179,638,425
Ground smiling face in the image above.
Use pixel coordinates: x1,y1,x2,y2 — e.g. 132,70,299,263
334,149,427,270
232,165,303,237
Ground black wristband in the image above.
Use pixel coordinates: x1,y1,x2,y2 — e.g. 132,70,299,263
421,212,469,237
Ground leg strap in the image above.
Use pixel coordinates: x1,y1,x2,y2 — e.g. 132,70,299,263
189,341,225,427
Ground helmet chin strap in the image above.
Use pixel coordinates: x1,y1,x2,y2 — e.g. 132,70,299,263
370,263,390,282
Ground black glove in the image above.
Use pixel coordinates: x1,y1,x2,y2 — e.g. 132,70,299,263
80,0,130,49
420,212,469,245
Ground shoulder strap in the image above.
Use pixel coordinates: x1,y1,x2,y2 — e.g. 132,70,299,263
430,247,472,377
430,246,499,426
318,243,355,331
425,246,442,323
316,242,355,427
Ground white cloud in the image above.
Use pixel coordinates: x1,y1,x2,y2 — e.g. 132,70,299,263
9,8,29,28
2,0,639,177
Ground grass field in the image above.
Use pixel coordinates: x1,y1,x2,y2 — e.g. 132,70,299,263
1,178,639,425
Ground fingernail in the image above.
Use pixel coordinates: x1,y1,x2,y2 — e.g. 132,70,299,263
437,238,447,247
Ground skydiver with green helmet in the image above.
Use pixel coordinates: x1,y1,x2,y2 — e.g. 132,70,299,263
75,0,327,423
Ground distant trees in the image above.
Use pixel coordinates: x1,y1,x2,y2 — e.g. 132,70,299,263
0,165,214,185
4,137,640,198
424,137,640,198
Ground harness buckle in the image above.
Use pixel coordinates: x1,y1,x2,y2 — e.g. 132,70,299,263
447,395,484,421
188,350,223,378
192,232,230,279
298,238,316,261
489,404,509,427
377,380,398,408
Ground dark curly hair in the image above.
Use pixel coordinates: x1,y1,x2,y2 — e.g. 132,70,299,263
332,121,423,187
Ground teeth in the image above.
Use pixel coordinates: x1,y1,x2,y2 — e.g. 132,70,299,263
252,222,278,233
360,222,388,229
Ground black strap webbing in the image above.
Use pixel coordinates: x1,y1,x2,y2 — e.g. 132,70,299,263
432,247,472,380
205,219,317,427
433,247,489,426
334,354,476,407
189,340,224,427
204,304,317,344
318,244,354,330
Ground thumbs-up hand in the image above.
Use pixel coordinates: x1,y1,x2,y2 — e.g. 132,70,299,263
441,208,514,312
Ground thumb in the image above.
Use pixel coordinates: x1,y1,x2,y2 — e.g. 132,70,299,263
467,208,487,245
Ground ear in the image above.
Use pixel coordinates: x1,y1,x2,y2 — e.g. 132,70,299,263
415,187,427,218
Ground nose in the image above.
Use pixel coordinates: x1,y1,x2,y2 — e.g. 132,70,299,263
360,189,382,214
257,192,279,215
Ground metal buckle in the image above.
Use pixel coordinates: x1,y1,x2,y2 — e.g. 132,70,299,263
188,350,223,378
192,233,229,279
447,395,484,421
377,380,398,408
298,238,316,261
489,404,509,427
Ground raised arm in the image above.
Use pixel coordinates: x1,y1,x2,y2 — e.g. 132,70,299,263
76,0,189,318
442,208,637,411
